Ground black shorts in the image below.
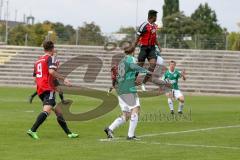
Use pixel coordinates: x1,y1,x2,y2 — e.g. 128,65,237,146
39,91,56,107
138,46,157,63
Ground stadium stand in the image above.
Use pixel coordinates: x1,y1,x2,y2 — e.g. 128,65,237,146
0,45,239,95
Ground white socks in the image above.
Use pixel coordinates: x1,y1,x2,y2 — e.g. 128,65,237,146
109,112,140,137
178,102,184,112
168,98,174,111
128,113,138,137
109,116,126,131
168,99,184,112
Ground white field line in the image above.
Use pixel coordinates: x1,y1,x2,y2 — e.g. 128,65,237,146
0,98,28,102
149,142,240,150
24,110,34,113
113,141,240,150
99,125,240,141
139,125,240,138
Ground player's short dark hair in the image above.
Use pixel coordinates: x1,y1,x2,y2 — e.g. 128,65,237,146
43,40,54,51
148,10,158,19
123,46,133,55
169,60,176,64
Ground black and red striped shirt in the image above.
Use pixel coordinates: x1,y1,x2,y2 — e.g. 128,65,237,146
137,22,158,46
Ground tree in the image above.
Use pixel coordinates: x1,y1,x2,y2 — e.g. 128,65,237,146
227,32,240,50
162,12,201,35
77,22,105,46
0,23,6,41
117,26,135,35
31,21,57,46
161,12,201,48
116,26,136,41
191,3,222,35
53,22,75,44
8,25,29,45
162,0,179,26
190,3,226,49
8,21,57,46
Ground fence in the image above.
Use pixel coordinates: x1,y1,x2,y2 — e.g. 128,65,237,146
0,31,233,50
44,33,230,50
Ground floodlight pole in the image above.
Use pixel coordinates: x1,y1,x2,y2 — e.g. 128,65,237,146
135,0,138,29
0,0,3,20
135,0,139,40
5,0,8,44
76,28,79,45
15,9,17,21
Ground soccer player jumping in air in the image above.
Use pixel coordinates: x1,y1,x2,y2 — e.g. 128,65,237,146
27,40,78,139
126,9,162,91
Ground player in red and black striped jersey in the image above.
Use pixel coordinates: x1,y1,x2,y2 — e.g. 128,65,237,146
28,54,65,104
126,10,162,91
27,40,78,139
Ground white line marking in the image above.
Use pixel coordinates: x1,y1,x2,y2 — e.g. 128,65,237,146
99,138,121,142
151,142,240,150
139,125,240,138
99,125,240,142
24,110,34,113
113,141,240,150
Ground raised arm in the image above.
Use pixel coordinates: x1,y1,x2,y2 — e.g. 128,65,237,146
125,36,141,53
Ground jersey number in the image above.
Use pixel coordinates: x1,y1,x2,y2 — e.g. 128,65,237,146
36,63,42,78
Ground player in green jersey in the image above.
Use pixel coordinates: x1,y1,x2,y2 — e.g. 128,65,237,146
104,48,151,140
162,60,186,114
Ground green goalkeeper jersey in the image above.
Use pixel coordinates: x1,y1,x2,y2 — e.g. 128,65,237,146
116,55,149,95
162,69,182,90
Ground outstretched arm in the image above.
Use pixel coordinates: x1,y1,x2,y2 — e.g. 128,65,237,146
49,69,71,86
125,36,141,53
129,62,150,74
48,56,72,87
156,39,162,52
181,69,186,81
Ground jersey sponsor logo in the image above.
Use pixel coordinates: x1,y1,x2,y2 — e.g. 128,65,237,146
170,80,176,84
151,28,156,33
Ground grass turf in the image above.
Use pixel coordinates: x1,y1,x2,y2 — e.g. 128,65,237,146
0,86,240,160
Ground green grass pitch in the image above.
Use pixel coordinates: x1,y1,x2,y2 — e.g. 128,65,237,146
0,86,240,160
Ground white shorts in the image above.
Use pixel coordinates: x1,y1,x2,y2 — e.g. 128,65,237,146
172,90,183,99
118,93,140,112
156,56,164,65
